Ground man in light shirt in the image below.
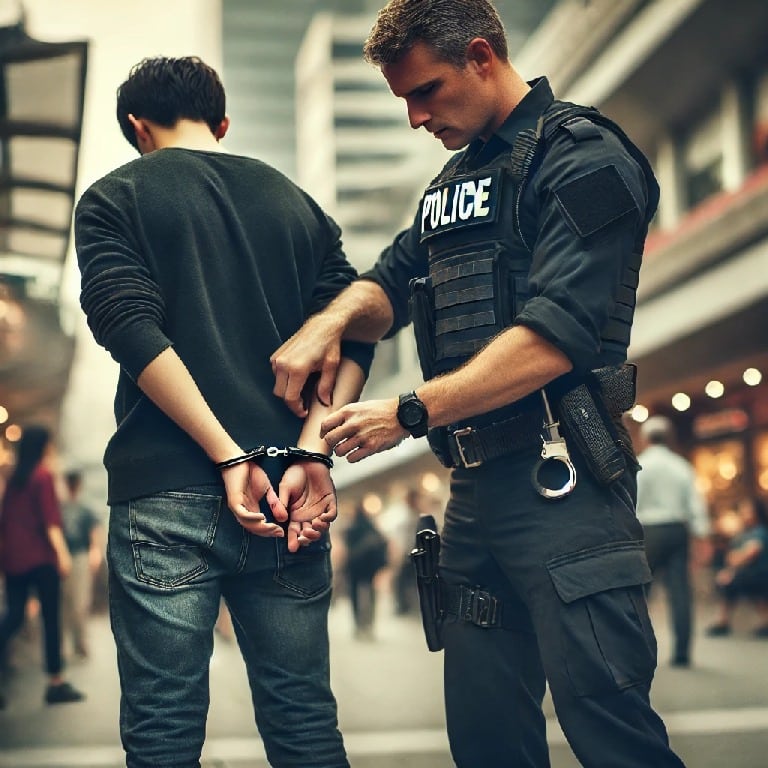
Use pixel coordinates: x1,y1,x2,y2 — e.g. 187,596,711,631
636,415,711,667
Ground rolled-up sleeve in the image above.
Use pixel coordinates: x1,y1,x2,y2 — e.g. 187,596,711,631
514,127,648,372
75,183,171,380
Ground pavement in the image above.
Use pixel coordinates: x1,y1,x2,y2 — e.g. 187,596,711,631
1,584,767,767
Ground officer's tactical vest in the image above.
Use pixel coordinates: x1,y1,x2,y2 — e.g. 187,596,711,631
411,100,659,382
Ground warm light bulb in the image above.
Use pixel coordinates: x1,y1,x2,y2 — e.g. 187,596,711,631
705,380,724,398
672,393,691,412
361,493,383,515
743,368,762,386
421,472,440,493
631,404,649,422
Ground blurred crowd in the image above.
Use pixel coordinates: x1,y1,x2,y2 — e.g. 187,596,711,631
0,422,766,716
0,426,104,709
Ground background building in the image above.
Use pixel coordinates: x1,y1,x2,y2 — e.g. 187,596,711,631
0,0,763,532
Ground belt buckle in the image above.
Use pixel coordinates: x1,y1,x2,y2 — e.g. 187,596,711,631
453,427,482,468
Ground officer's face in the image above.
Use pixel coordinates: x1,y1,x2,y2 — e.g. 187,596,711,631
382,41,498,151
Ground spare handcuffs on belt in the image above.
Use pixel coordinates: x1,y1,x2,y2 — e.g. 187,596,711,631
531,389,577,499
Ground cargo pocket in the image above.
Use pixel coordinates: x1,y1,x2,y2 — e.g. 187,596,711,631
546,541,655,697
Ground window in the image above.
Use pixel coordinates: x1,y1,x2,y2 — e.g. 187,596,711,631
682,110,723,209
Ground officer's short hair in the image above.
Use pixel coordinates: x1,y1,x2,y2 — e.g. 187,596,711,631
364,0,509,68
116,56,226,151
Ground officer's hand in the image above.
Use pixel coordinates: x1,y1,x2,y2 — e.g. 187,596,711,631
320,398,407,463
279,461,338,552
221,461,287,538
271,314,343,418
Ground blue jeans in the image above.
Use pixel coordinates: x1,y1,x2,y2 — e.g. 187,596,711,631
108,485,348,768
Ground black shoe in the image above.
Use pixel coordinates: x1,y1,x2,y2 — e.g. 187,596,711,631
670,655,690,667
45,682,85,705
705,623,731,637
753,625,768,638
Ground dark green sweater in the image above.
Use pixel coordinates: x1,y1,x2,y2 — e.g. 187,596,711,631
75,148,372,504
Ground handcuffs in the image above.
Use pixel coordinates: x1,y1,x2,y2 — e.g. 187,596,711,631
531,389,577,499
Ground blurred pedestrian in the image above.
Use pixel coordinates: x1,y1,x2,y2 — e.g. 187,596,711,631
707,496,768,637
0,426,85,707
636,415,711,667
60,470,103,659
343,503,389,639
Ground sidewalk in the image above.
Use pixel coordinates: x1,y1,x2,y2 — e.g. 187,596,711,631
0,589,767,766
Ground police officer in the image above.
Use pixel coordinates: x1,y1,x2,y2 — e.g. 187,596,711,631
271,1,685,766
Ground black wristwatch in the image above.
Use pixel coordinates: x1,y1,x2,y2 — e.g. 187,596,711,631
397,391,429,438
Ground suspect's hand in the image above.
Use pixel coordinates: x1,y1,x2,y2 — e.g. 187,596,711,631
221,462,287,537
320,398,407,463
279,461,338,552
271,314,343,418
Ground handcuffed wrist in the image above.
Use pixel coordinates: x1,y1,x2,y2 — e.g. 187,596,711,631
215,445,333,471
214,447,265,471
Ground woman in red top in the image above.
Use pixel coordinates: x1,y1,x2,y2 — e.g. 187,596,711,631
0,425,84,706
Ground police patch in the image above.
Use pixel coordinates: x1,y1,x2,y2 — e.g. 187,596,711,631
420,168,502,242
554,164,638,238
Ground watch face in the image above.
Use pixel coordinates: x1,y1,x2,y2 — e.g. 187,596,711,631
400,399,424,427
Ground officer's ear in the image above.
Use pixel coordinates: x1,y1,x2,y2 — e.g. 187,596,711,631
465,38,494,74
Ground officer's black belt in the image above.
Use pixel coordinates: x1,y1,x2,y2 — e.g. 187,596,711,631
442,583,512,629
429,409,541,469
428,365,636,470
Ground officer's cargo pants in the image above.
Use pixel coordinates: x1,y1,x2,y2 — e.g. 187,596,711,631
439,444,686,768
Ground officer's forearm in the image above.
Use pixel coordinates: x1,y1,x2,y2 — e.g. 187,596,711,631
416,324,572,428
329,279,394,343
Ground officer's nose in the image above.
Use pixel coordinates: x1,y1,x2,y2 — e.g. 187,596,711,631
407,103,430,130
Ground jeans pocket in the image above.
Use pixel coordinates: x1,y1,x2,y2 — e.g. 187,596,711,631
275,548,332,598
546,541,656,696
129,490,222,588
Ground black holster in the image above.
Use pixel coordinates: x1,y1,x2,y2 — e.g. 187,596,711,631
558,364,636,485
410,515,444,652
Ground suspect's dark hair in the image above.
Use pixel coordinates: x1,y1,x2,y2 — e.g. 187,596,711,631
364,0,508,68
116,56,226,151
9,425,51,488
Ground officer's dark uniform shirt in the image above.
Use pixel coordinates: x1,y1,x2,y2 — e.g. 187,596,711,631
362,77,653,380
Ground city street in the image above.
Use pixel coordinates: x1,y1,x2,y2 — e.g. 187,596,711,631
1,588,767,767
